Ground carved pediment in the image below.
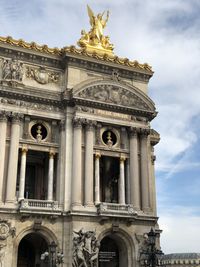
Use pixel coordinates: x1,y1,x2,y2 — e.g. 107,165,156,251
73,80,155,113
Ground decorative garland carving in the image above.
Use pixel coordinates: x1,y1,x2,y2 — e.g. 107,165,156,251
72,229,100,267
0,97,60,112
26,66,60,84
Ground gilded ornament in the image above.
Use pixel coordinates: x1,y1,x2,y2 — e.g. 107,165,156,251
77,5,114,56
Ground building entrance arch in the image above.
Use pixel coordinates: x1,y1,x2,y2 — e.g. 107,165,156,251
98,234,128,267
17,232,48,267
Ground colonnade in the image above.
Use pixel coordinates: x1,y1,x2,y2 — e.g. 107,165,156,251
0,110,152,212
0,111,56,203
71,118,151,212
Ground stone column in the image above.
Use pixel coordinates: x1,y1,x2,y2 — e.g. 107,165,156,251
94,152,101,204
84,120,95,206
56,120,65,205
18,145,28,200
0,111,9,202
6,113,23,203
140,128,150,211
129,127,140,210
125,159,130,204
64,107,73,211
71,118,83,206
47,150,55,201
119,156,126,205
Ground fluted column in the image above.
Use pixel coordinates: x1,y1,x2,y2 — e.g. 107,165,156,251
140,128,150,211
129,127,140,210
47,150,55,201
18,145,28,200
72,118,83,206
119,156,126,205
84,120,95,206
6,113,23,203
94,152,101,204
0,111,9,202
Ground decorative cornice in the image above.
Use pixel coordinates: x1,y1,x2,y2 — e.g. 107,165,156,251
0,36,153,73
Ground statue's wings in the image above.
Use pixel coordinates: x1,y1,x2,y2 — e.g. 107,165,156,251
87,5,94,26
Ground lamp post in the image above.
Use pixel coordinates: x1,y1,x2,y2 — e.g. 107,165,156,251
41,241,64,267
140,228,164,267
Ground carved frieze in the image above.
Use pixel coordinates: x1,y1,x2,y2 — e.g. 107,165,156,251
72,229,100,267
0,97,60,112
76,84,150,110
0,58,24,85
26,66,60,84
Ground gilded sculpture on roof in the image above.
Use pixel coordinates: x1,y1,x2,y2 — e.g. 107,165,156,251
78,5,114,55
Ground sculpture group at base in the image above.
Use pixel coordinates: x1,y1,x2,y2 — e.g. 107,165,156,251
72,229,100,267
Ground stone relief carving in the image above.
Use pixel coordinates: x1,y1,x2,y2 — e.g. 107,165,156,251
0,97,60,112
0,58,24,82
72,229,100,267
0,221,16,240
76,84,150,110
0,243,6,267
26,66,60,84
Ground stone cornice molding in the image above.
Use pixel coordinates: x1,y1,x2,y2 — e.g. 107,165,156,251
0,36,153,76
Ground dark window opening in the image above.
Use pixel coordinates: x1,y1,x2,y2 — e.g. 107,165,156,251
100,156,119,203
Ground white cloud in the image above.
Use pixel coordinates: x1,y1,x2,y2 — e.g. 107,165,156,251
159,211,200,253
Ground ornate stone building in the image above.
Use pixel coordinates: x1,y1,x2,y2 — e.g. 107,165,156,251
162,253,200,267
0,7,160,267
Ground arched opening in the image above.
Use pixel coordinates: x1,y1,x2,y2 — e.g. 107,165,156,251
99,235,128,267
17,233,48,267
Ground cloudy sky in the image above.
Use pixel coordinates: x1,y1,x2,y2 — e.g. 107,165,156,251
1,0,200,253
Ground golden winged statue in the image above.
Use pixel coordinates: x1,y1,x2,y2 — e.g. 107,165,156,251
78,5,114,55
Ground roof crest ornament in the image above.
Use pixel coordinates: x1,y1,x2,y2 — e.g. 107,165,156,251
77,5,114,56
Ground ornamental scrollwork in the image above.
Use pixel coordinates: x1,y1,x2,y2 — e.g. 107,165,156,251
26,66,60,84
72,229,100,267
0,221,16,240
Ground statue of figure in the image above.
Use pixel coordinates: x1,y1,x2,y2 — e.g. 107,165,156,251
87,5,109,43
73,229,100,267
2,59,11,80
78,5,114,54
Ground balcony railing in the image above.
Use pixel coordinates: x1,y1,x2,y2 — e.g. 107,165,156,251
97,202,138,217
19,199,61,215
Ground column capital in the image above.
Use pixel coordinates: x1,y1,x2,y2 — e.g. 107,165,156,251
72,117,84,128
0,110,10,122
140,128,150,137
12,112,24,124
95,152,101,159
21,145,28,154
129,127,139,137
49,150,56,159
120,156,126,162
85,119,97,131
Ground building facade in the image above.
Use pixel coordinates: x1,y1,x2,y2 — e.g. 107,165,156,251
163,253,200,267
0,9,160,267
